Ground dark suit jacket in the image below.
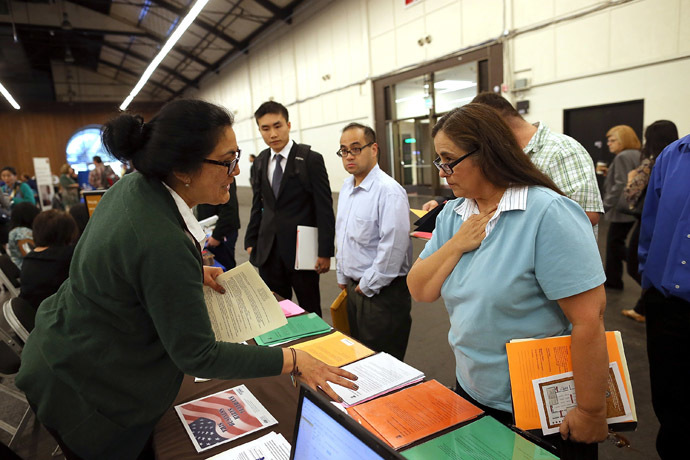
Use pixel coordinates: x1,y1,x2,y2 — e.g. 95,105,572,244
196,181,240,240
244,142,335,268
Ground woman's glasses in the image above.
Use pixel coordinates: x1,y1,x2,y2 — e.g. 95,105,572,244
203,150,241,176
433,148,479,175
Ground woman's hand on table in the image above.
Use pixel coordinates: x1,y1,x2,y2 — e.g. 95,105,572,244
293,349,358,402
451,206,496,253
203,266,225,294
560,405,608,444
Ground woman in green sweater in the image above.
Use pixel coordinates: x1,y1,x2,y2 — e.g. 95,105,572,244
16,100,357,459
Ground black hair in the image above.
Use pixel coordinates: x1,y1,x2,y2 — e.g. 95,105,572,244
9,202,40,230
642,120,679,160
92,156,102,164
254,101,289,124
432,104,563,196
342,122,377,144
1,166,17,176
101,99,234,180
32,210,79,247
68,203,89,236
471,92,522,119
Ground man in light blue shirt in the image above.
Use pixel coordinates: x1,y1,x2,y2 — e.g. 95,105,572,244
335,123,412,360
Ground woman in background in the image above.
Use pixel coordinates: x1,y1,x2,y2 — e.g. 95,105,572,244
1,166,36,207
620,120,678,322
602,125,641,290
59,164,81,210
7,202,40,269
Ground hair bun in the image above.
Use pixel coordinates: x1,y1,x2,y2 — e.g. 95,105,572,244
101,113,147,162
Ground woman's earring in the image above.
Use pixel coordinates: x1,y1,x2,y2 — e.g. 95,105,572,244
185,181,190,187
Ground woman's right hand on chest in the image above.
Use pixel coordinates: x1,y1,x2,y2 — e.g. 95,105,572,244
450,207,496,254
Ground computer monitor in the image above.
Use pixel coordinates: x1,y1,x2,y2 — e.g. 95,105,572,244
82,190,107,217
290,385,404,460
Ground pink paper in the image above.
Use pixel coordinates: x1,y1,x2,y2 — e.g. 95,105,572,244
279,299,306,317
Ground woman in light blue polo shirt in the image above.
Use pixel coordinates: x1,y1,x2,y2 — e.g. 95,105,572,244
408,104,608,456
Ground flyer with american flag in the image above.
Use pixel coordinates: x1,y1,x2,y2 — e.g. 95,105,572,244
174,384,278,452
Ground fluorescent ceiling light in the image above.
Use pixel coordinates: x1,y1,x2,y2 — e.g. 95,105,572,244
0,81,20,110
120,0,210,111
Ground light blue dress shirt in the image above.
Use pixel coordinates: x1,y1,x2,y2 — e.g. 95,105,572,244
420,186,605,412
336,164,412,297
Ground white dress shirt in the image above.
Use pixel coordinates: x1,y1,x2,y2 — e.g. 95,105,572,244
267,139,293,188
336,164,412,297
454,185,528,236
162,181,206,245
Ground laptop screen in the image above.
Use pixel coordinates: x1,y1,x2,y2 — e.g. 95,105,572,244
290,386,403,460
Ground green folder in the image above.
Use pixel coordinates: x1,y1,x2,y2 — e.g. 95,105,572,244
254,313,332,346
401,416,558,460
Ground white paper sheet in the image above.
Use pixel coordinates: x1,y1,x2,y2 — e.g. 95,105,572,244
206,431,291,460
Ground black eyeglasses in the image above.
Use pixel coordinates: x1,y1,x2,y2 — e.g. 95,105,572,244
336,142,374,158
203,150,241,176
433,148,479,175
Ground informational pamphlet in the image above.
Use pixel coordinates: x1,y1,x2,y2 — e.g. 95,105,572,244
175,384,278,453
347,380,483,449
278,299,305,317
291,331,374,367
205,431,291,460
203,262,287,343
327,352,424,406
254,313,331,346
532,361,633,435
401,416,558,460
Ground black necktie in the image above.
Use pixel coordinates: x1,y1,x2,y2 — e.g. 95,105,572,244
272,155,283,197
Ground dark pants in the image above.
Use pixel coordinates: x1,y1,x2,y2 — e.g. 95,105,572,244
644,287,690,459
605,221,634,288
259,242,322,316
346,276,411,361
626,220,646,315
454,382,598,460
208,229,238,270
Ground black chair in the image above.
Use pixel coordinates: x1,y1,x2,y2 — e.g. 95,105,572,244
3,298,34,344
0,255,20,299
0,339,34,450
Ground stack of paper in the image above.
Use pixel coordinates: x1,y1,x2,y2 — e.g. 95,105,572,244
254,313,332,346
278,299,305,317
175,384,277,453
326,352,425,406
291,331,374,367
206,431,291,460
347,380,484,450
401,416,557,459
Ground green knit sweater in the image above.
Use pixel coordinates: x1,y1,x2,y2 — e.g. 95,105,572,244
16,172,283,459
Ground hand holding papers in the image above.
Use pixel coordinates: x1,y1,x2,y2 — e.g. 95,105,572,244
347,380,483,450
203,262,287,343
326,352,424,406
175,385,278,453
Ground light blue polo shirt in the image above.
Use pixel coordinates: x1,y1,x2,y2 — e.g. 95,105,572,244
419,186,605,412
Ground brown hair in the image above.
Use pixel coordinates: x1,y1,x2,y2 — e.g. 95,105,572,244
432,104,564,195
60,163,72,175
471,92,522,119
606,125,641,151
32,210,79,247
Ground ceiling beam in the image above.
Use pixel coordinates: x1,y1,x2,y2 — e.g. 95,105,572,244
98,59,174,94
148,0,242,48
253,0,282,17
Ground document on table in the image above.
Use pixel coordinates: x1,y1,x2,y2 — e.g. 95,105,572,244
175,384,278,453
291,331,374,367
278,299,305,317
206,431,291,460
327,352,424,406
254,313,331,346
203,262,287,343
532,362,632,435
401,416,558,460
348,380,483,449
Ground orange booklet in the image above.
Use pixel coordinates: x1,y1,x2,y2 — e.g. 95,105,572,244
346,380,484,449
291,331,374,367
506,330,636,431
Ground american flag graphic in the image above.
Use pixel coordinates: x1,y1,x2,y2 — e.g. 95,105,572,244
176,386,276,452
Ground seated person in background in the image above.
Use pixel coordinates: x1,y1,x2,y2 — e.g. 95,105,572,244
20,210,79,311
1,166,36,207
407,104,608,458
7,202,40,269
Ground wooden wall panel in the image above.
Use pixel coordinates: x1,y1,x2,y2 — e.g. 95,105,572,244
0,103,161,177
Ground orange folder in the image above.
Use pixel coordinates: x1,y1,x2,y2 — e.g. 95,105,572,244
346,380,484,449
506,330,636,431
291,331,374,367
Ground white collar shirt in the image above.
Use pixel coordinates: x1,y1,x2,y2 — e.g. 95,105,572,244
454,186,528,236
335,164,412,297
267,139,294,187
162,181,207,245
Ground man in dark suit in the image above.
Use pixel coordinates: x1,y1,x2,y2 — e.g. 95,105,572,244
245,101,335,316
197,180,240,270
